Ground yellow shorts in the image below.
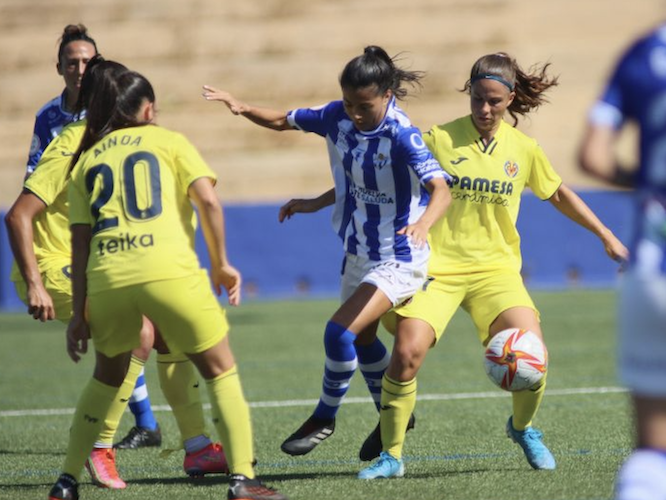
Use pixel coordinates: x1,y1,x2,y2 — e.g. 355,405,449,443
88,271,228,358
14,264,73,323
387,268,539,345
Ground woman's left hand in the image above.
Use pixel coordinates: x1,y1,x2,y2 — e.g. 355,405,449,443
66,314,90,363
603,231,630,265
397,222,430,249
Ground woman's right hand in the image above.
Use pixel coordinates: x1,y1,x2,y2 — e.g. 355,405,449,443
279,198,324,222
66,314,90,363
202,85,247,115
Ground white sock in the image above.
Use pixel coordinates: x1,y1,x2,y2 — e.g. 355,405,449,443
616,449,666,500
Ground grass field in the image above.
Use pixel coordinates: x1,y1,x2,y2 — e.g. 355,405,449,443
0,289,631,500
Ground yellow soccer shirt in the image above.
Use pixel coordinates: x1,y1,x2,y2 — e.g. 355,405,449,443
10,120,85,282
69,125,216,293
425,116,562,274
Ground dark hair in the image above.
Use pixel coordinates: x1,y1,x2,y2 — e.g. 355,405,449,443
71,70,154,169
74,55,128,115
462,52,559,125
339,45,425,100
58,24,98,64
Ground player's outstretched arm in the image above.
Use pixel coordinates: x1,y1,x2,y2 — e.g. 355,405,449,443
188,177,242,306
4,191,55,321
548,183,629,263
397,177,451,248
278,188,336,223
202,85,292,131
578,123,635,188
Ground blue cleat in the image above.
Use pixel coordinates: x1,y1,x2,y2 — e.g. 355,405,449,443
506,416,556,470
358,451,405,479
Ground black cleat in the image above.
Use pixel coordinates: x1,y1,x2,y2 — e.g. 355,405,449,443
280,416,335,456
359,413,416,461
48,473,79,500
113,424,162,449
228,474,288,500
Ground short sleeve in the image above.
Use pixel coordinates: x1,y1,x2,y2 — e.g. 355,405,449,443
527,144,562,200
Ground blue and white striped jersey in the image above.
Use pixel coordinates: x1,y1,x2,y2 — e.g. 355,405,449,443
26,91,82,175
287,97,450,262
589,23,666,274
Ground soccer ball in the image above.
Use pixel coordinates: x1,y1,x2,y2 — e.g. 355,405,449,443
483,328,547,391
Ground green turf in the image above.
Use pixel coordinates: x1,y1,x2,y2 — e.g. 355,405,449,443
0,289,632,500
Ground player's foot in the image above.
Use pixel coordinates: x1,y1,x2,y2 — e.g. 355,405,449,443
113,424,162,449
184,442,229,477
506,416,556,470
227,474,288,500
280,416,335,456
358,451,405,479
359,413,416,461
48,473,79,500
85,448,126,489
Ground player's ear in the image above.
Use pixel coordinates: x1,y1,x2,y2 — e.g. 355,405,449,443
56,61,63,76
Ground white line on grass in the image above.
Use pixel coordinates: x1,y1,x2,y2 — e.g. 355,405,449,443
0,386,626,418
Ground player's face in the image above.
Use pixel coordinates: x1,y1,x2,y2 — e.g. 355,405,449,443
470,79,515,137
57,41,96,100
342,85,391,132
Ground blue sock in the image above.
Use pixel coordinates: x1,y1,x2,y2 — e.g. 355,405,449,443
128,369,158,430
313,321,358,420
356,337,389,411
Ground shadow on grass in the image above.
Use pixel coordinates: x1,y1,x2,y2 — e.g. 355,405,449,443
0,448,65,456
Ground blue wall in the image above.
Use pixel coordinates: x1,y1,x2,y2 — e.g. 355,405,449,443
0,191,633,311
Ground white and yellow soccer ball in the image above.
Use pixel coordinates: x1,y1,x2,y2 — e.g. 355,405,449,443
484,328,547,391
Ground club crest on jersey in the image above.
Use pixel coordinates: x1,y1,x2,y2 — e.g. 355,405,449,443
504,160,519,178
373,152,389,169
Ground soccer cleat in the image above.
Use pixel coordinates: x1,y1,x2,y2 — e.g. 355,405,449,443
506,416,556,470
113,424,162,449
358,451,405,479
359,413,416,461
184,442,230,477
85,448,127,489
48,473,79,500
280,416,335,456
227,474,288,500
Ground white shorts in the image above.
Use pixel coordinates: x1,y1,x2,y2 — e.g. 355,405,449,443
340,252,429,306
618,271,666,397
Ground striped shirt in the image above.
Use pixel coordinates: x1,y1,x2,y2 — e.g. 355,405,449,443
287,97,449,262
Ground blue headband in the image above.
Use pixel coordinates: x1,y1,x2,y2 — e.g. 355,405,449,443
470,73,514,91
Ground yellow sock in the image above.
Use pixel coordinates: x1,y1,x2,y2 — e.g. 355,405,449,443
96,356,144,446
380,375,417,460
511,371,548,430
157,352,206,444
63,378,119,479
205,366,254,478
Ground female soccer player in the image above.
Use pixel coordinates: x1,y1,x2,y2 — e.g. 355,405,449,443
579,24,666,499
203,45,451,456
8,58,228,490
47,67,286,500
351,52,628,479
22,23,161,451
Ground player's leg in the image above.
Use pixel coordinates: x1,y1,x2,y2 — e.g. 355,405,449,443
153,331,228,477
281,282,393,456
114,323,161,449
355,320,389,412
472,269,555,470
615,272,666,500
143,273,285,500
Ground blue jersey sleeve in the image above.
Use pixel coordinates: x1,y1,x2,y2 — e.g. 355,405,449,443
287,101,340,137
396,126,451,185
26,117,50,174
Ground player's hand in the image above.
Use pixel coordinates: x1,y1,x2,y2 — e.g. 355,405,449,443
603,231,629,265
397,221,430,249
66,314,90,363
212,264,242,306
278,198,322,222
201,85,247,115
26,284,56,322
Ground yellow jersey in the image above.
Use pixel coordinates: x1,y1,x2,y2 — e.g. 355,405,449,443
425,116,562,274
10,120,85,282
69,125,216,293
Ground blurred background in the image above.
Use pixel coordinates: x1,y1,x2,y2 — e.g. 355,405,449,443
0,0,662,306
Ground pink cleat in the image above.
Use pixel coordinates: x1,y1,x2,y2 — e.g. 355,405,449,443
184,442,229,477
85,448,127,489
